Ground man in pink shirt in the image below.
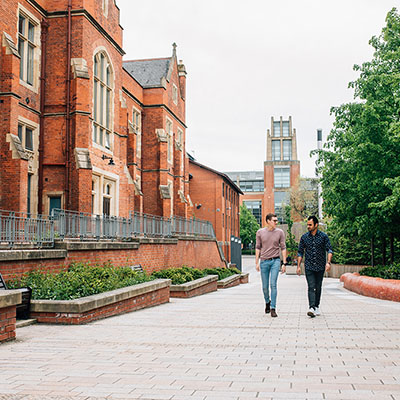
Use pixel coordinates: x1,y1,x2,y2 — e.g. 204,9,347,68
255,213,287,317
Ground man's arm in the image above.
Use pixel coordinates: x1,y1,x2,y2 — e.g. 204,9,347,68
297,236,304,275
281,248,287,274
255,249,260,272
325,234,333,272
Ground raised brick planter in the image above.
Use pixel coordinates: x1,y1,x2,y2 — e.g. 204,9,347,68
217,274,241,289
240,273,249,284
30,279,171,324
0,290,22,343
170,275,218,298
340,273,400,302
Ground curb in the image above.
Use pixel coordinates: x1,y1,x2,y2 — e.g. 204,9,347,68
340,272,400,302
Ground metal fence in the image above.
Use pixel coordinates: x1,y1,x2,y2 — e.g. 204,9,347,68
0,210,54,248
52,209,215,241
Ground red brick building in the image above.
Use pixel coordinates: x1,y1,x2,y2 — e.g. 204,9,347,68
0,0,190,219
189,158,242,262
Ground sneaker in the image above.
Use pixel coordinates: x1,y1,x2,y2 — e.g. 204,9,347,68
271,308,278,317
265,302,271,314
307,308,316,318
314,307,321,316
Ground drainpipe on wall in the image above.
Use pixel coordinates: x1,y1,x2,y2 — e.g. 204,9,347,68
65,0,72,209
38,19,49,215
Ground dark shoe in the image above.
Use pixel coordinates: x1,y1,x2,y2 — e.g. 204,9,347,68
271,308,277,317
265,302,271,314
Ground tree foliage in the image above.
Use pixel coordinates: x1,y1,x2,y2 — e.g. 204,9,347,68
289,177,319,220
239,204,260,249
314,8,400,263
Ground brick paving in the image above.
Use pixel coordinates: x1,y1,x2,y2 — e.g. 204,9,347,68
1,255,400,400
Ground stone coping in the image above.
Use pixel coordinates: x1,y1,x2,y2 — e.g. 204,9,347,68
55,241,140,250
170,275,218,292
0,290,22,308
139,237,178,245
30,279,171,313
240,272,249,279
340,273,400,302
0,249,67,261
217,274,241,288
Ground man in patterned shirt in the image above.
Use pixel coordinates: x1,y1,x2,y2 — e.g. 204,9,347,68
297,216,333,318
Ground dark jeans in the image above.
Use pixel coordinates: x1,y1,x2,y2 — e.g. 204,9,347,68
305,269,325,309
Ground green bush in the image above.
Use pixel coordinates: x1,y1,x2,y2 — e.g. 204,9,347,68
359,263,400,280
202,267,240,280
6,262,153,300
150,266,240,284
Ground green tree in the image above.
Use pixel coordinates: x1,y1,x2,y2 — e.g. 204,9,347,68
239,204,260,249
314,8,400,264
284,205,298,264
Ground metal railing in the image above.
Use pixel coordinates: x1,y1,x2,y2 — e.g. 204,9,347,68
52,209,216,240
0,210,54,248
171,215,215,238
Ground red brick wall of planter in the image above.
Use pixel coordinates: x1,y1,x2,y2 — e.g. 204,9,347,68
341,273,400,302
170,280,218,298
30,286,170,325
0,238,225,280
0,305,17,343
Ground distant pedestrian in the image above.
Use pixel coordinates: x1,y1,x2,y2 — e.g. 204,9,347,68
255,213,288,318
297,216,333,318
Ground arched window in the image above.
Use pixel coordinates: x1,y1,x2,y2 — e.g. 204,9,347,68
93,52,113,150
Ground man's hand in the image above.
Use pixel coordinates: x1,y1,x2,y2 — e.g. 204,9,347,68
326,262,331,272
256,263,260,272
296,266,301,276
281,264,286,274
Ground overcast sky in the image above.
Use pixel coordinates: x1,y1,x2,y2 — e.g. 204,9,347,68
118,0,397,178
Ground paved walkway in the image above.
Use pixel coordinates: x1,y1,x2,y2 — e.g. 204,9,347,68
1,256,400,400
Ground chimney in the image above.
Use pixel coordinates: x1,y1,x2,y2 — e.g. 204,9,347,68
178,59,187,100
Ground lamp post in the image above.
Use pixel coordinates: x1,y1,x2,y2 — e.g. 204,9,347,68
317,129,323,220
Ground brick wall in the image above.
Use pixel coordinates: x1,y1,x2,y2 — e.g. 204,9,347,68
31,286,170,325
0,238,225,280
0,305,17,342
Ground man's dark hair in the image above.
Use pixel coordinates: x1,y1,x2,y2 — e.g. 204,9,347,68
266,213,277,222
308,215,319,225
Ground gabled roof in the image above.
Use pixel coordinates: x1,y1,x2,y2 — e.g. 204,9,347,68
189,159,244,195
123,58,171,88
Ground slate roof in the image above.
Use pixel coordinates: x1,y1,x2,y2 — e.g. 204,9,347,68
123,58,171,88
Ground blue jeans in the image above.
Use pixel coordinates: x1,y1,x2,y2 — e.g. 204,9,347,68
260,258,280,309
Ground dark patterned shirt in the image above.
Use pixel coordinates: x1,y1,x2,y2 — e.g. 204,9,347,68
297,230,333,271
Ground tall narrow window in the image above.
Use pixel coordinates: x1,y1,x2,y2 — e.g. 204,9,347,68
18,13,37,86
282,121,290,137
272,140,280,161
93,52,113,149
27,174,32,216
273,121,281,137
283,140,292,160
166,119,173,163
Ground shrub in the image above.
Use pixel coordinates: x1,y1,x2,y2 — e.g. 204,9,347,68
150,266,240,284
359,263,400,280
6,262,153,300
202,267,240,280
